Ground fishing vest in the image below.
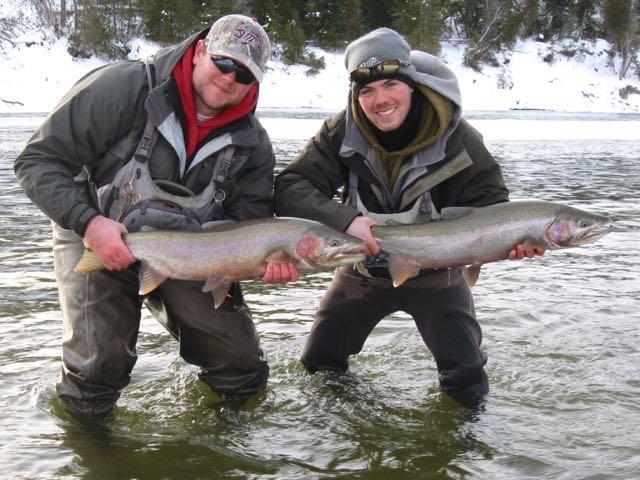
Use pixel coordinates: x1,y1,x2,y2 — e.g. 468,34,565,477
95,58,237,232
347,148,473,278
346,148,473,225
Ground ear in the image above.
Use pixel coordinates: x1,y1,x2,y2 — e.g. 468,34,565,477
193,40,206,66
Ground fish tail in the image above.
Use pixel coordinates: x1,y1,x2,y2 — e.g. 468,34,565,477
74,249,105,272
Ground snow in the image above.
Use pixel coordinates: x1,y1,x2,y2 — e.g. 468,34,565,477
1,25,639,143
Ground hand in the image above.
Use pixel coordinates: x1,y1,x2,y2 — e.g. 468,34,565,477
83,215,136,271
508,244,546,260
262,262,300,284
346,216,380,255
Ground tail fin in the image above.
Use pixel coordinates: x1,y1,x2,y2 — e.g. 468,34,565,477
74,249,105,272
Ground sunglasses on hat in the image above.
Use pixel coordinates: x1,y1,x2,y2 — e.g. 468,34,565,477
210,56,255,85
349,59,409,82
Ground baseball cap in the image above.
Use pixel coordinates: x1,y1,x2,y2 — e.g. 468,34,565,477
205,14,271,83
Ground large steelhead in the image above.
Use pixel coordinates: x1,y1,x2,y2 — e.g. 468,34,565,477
372,200,614,287
75,217,367,307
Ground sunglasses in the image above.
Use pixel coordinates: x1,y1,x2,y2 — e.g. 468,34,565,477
349,59,409,82
210,56,255,85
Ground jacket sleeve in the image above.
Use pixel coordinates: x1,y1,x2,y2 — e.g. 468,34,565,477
434,119,509,209
14,62,147,236
224,122,276,220
274,114,360,232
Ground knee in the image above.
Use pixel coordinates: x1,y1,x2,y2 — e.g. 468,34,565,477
199,360,269,397
300,317,349,374
56,368,121,420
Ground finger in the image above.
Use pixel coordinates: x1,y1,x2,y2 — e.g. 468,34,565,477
271,263,282,283
288,263,300,282
262,263,274,283
366,237,380,255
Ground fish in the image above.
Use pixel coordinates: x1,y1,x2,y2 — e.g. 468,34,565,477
75,217,367,308
371,200,614,287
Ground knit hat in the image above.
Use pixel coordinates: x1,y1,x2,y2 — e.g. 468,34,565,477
345,28,417,93
206,14,271,83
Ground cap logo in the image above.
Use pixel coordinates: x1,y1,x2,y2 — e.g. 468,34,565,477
357,57,381,69
233,27,262,51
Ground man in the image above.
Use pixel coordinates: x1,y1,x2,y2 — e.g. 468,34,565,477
15,14,296,419
274,28,544,404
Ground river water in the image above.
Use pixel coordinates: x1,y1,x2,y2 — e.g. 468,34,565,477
0,111,639,479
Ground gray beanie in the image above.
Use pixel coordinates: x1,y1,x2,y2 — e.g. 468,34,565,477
345,28,417,81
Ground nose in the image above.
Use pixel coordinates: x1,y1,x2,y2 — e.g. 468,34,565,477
372,89,392,107
219,70,237,85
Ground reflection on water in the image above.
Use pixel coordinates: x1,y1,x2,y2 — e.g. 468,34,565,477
1,112,639,479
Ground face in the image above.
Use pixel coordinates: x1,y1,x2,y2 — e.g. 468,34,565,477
357,78,413,132
191,40,254,117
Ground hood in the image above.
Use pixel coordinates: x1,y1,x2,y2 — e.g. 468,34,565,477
342,50,463,175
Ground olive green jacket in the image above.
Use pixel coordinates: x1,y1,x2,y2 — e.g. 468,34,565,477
274,50,508,232
14,30,275,236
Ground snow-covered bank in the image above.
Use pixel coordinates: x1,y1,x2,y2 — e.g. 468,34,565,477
1,33,640,115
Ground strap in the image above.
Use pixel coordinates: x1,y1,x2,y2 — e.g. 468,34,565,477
214,146,236,183
211,145,236,206
399,149,473,211
134,57,160,163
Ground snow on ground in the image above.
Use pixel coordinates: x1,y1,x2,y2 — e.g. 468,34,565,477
1,30,640,116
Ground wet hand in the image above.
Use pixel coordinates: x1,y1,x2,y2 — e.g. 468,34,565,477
83,216,136,270
262,262,300,284
346,216,380,255
508,244,546,260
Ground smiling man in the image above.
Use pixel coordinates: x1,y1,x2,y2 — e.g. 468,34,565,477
15,14,298,419
274,28,544,405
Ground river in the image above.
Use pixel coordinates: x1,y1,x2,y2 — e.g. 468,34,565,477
0,110,639,479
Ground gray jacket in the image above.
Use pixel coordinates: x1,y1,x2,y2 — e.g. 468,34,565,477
14,30,275,236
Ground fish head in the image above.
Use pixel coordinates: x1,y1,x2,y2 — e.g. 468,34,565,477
295,226,367,267
546,206,614,248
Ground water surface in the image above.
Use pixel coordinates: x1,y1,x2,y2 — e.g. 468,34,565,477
1,111,639,479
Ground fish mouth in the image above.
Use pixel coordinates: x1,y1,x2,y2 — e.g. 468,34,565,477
320,245,368,265
575,222,614,244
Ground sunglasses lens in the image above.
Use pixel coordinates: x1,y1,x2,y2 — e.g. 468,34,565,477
350,68,371,82
234,69,255,85
377,61,401,74
349,60,402,82
211,57,255,85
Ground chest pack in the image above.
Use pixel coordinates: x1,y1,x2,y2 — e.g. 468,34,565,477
95,58,235,232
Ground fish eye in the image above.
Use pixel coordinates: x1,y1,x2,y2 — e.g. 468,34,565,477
329,239,341,247
579,220,591,228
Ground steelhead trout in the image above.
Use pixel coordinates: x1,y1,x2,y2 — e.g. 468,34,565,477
75,217,367,307
372,200,614,287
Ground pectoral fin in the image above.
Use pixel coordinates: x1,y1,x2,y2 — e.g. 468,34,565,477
74,249,105,272
138,262,168,295
203,277,232,309
388,255,420,287
464,264,482,287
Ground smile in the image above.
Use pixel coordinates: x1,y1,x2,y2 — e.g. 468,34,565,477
376,106,397,116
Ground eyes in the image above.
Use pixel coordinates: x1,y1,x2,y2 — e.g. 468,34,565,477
359,80,402,98
579,220,591,228
329,239,342,247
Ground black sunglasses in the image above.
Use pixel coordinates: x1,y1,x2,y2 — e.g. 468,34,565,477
349,59,409,82
210,56,255,85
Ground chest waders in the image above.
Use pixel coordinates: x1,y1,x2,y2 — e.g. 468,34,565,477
95,58,235,233
301,150,488,403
